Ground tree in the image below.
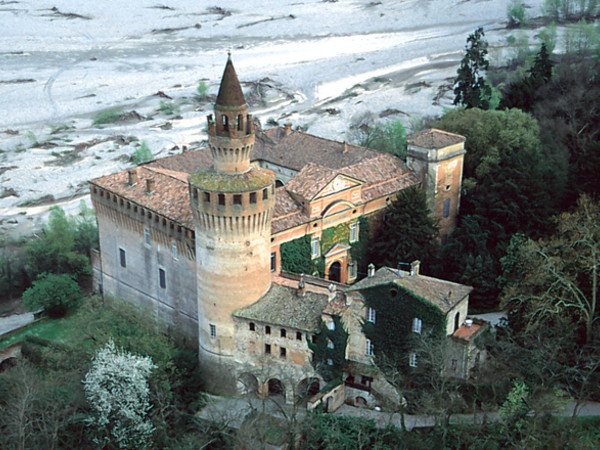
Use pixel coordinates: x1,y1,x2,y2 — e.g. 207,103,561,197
502,195,599,345
507,0,528,28
369,187,439,271
356,120,407,159
83,340,156,449
25,206,93,282
22,273,82,317
454,27,497,110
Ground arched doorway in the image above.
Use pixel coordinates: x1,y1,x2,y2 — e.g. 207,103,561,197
328,261,341,282
237,373,259,395
267,378,286,401
454,312,461,332
297,377,320,400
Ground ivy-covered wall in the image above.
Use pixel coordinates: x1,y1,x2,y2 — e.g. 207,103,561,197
360,283,445,369
308,315,348,383
280,235,324,276
350,216,370,280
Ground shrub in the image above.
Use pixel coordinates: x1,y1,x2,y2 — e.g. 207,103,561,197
159,100,180,116
507,0,527,28
196,81,208,100
93,108,122,126
22,273,83,317
132,141,153,164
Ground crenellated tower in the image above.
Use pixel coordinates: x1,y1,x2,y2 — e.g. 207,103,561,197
189,56,276,377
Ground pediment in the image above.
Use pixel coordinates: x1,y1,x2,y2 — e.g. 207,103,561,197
314,174,362,200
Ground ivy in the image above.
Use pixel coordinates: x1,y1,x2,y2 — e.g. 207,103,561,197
308,315,348,383
350,216,370,280
360,283,445,369
280,235,325,276
321,223,350,254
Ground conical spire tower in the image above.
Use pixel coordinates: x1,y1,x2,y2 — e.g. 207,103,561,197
189,56,276,375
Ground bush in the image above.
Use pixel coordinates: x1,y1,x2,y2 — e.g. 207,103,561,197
196,81,208,100
93,108,122,126
132,141,153,164
159,100,180,116
507,0,527,28
22,273,83,317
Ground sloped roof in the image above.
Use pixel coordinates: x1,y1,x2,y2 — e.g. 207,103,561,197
407,128,465,149
350,267,472,314
285,163,338,201
215,56,247,109
234,282,328,331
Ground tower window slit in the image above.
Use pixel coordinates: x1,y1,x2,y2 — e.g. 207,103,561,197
237,114,242,131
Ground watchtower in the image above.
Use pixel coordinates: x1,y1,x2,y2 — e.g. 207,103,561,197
189,56,276,374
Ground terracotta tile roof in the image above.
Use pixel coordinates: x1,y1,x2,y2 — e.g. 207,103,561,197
92,128,421,235
452,319,489,341
322,293,349,315
285,163,338,201
407,128,466,149
90,166,193,228
350,267,472,314
254,128,381,171
233,282,328,331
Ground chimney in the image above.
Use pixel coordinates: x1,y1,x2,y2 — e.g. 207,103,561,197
367,263,375,278
410,260,420,276
465,319,473,327
328,283,336,302
127,168,138,186
297,275,306,297
343,140,348,153
284,122,293,135
146,178,156,194
345,293,352,306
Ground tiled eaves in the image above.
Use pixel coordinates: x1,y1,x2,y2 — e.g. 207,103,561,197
407,128,466,150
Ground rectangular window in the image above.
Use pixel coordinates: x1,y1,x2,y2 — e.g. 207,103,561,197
265,325,271,335
327,358,333,366
204,192,210,202
327,320,335,331
119,248,126,268
349,261,357,279
311,237,320,258
144,228,150,246
233,194,242,205
172,242,178,260
249,192,257,204
365,339,373,356
263,188,268,200
327,340,334,349
451,359,457,370
350,222,359,243
409,352,418,368
280,328,286,338
270,252,276,272
412,317,422,334
296,332,302,341
280,347,286,358
249,322,255,331
159,268,166,289
209,324,216,338
265,344,271,355
366,307,376,324
443,199,451,218
218,194,225,206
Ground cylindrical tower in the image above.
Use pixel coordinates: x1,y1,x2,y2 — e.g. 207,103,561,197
189,56,276,371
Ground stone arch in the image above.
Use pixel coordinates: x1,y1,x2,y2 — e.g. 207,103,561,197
321,199,355,218
355,396,368,408
0,357,17,373
237,372,259,395
297,377,321,400
267,378,286,401
327,261,342,282
275,179,284,188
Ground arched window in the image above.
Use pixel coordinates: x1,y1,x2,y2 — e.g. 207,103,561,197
237,114,243,131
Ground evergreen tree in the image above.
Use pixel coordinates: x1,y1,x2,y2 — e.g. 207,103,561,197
454,27,494,109
369,187,439,271
528,43,553,86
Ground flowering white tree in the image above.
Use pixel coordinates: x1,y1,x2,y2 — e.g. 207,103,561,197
83,340,156,448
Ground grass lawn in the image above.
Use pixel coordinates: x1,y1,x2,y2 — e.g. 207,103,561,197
0,313,79,348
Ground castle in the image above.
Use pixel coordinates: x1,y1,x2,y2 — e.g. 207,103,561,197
90,56,484,405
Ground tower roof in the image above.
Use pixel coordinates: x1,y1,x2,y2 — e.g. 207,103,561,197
215,55,246,110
